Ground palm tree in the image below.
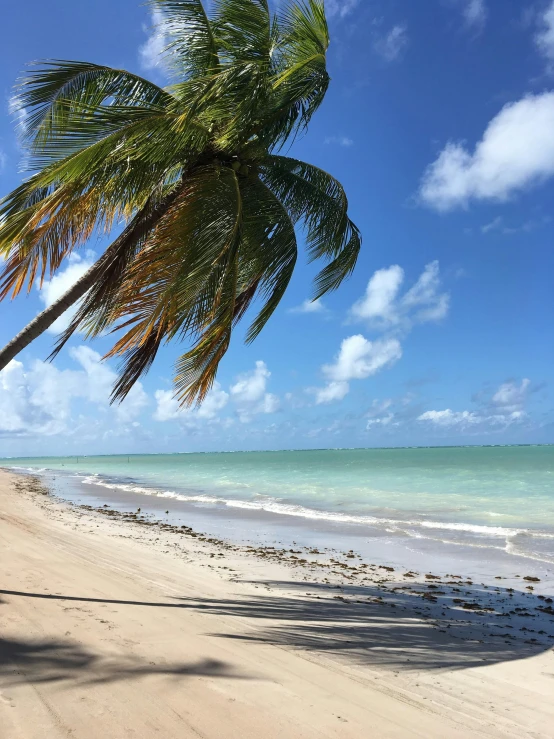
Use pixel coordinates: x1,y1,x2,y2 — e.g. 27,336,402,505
0,0,360,405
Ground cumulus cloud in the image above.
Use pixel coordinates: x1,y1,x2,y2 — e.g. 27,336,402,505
288,298,327,315
70,346,148,422
0,347,148,437
0,360,64,436
417,379,530,431
418,409,480,427
351,265,403,323
419,92,554,211
315,381,350,405
326,0,360,19
38,252,95,333
535,0,554,66
373,24,408,63
323,335,402,382
491,378,530,413
365,399,395,428
350,261,449,331
311,262,449,405
458,0,487,31
153,390,180,422
139,9,166,70
154,382,229,422
153,361,279,425
366,413,394,428
314,335,402,404
230,361,280,422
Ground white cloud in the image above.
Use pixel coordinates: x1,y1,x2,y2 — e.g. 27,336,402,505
139,9,166,70
312,262,449,405
481,215,503,233
491,378,530,413
315,335,402,404
350,261,449,330
418,409,480,427
289,298,327,315
481,215,550,236
368,398,393,416
230,361,280,422
351,265,403,324
323,335,402,382
0,360,61,435
38,252,95,333
199,384,231,418
154,382,229,422
8,94,25,119
418,379,530,432
0,347,147,437
365,399,396,428
6,95,29,169
535,0,554,66
153,361,278,425
418,407,524,429
70,346,148,422
326,0,360,19
153,390,180,422
324,136,354,147
502,216,551,235
374,24,408,63
315,381,350,405
8,94,28,137
366,413,394,428
458,0,487,31
0,149,6,172
419,92,554,211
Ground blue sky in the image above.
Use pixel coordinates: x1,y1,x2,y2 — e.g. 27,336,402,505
1,0,553,456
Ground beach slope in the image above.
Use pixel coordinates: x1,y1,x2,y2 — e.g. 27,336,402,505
0,470,552,738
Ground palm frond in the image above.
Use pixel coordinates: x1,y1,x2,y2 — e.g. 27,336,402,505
101,165,243,403
0,0,362,411
237,175,297,343
0,110,209,296
24,102,172,168
173,310,233,403
212,0,271,63
150,0,219,77
48,180,186,358
260,154,361,297
13,61,173,156
261,0,329,147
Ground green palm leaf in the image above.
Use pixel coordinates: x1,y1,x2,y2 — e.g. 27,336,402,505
14,62,173,156
153,0,219,77
0,0,362,407
260,155,361,298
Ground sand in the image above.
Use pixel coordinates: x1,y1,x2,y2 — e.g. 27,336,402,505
1,469,553,738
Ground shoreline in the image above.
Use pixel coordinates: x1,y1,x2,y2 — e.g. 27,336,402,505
49,472,554,593
1,468,554,738
4,446,554,567
15,462,554,583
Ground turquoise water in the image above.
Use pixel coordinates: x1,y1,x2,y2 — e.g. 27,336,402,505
3,446,554,563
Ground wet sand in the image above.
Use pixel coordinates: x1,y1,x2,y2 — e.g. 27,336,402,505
1,469,553,738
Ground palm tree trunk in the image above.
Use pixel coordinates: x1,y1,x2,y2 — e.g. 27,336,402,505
0,185,183,372
0,250,113,371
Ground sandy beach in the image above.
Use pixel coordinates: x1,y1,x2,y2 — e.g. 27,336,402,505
1,469,553,738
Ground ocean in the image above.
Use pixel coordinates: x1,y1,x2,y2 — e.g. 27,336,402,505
3,445,554,577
